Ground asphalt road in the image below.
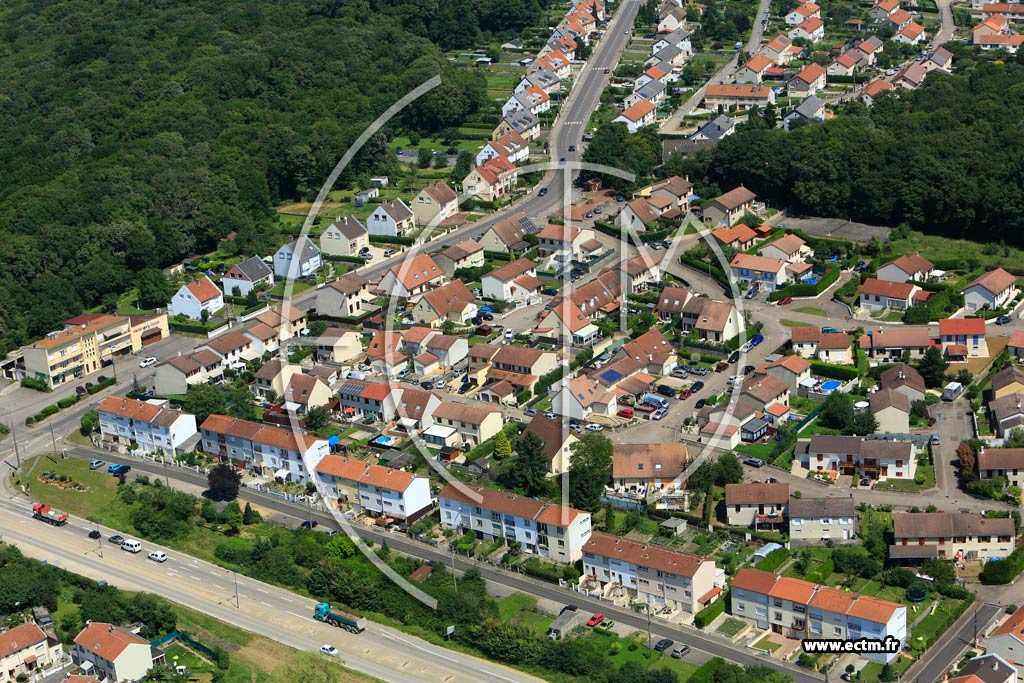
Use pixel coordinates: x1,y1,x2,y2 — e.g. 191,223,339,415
66,448,820,683
905,602,1003,683
0,490,543,683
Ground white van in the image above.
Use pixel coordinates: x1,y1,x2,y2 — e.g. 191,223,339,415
121,539,142,553
147,551,167,563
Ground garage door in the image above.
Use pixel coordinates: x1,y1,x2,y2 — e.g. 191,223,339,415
141,329,163,346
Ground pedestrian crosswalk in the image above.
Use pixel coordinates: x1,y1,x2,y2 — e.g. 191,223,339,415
564,120,586,125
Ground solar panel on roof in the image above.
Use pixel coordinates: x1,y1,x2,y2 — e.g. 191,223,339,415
339,382,365,396
599,369,623,383
519,216,539,234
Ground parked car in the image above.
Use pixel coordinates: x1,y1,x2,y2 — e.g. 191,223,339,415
671,366,688,378
744,457,765,468
75,385,88,396
715,361,730,372
89,459,105,470
587,613,604,627
930,433,941,445
766,477,779,484
421,381,434,390
651,407,667,420
671,644,690,659
617,408,634,419
383,248,398,257
690,381,704,392
677,388,692,399
656,384,675,397
821,326,839,334
727,375,744,386
744,286,758,300
585,424,604,432
545,412,556,419
997,315,1013,325
778,296,793,305
741,365,755,375
538,187,548,196
480,312,494,321
524,408,538,417
108,463,130,475
654,639,674,652
594,207,602,214
139,357,157,368
694,398,707,409
750,334,764,346
541,287,559,296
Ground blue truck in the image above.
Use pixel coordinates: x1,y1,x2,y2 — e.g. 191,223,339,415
313,602,366,634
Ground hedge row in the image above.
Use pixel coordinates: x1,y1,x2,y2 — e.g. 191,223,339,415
368,234,415,246
754,548,790,572
980,545,1024,584
769,265,840,301
169,320,215,335
482,250,513,262
20,376,52,392
810,361,859,381
693,591,729,629
679,254,728,287
27,376,118,426
324,254,367,264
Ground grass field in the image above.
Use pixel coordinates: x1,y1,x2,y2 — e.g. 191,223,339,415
890,231,1024,272
780,319,813,328
873,463,935,492
793,307,829,317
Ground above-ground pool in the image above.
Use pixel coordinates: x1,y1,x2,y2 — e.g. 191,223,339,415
821,380,842,392
373,436,396,447
802,276,818,285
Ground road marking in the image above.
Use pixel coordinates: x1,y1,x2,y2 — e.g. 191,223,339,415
256,587,269,594
281,596,293,603
287,611,305,619
261,600,272,607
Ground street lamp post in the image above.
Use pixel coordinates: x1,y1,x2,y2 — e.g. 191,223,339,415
232,568,240,608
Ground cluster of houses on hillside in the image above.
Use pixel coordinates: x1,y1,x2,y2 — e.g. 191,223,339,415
973,10,1024,53
613,27,692,133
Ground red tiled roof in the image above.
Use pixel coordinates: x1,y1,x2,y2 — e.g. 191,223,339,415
939,318,986,336
185,276,221,303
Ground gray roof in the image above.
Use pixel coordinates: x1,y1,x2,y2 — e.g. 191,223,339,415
789,497,856,519
791,95,825,120
378,199,412,222
957,655,1015,683
525,68,559,88
279,235,320,261
232,255,273,283
652,45,682,63
636,79,667,100
330,216,367,240
888,544,938,559
659,28,691,48
504,109,540,134
893,512,1015,539
695,114,733,141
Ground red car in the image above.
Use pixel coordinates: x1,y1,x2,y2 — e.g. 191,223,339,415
617,408,635,419
715,361,730,372
587,613,604,627
678,389,692,399
778,296,794,305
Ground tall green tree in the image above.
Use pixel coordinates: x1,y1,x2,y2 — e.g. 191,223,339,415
567,433,613,511
819,392,855,430
136,269,173,309
918,346,949,389
503,431,548,497
184,384,227,426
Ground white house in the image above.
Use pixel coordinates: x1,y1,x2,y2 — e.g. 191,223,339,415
0,622,63,681
221,256,274,296
798,435,915,481
481,258,541,304
786,1,820,24
73,623,163,683
199,413,329,482
168,276,224,320
876,254,934,283
378,253,446,298
97,396,198,457
439,483,592,563
315,273,371,319
613,100,657,133
962,268,1018,312
730,254,788,291
367,199,415,237
411,181,460,226
859,278,922,312
316,455,433,522
552,376,618,420
476,131,530,166
273,236,323,279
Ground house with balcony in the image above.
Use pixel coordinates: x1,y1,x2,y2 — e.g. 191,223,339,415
378,254,445,298
789,496,857,545
481,258,541,305
315,455,433,522
730,254,788,292
536,225,597,270
430,403,504,446
797,435,915,481
612,443,689,491
23,315,135,389
726,483,790,527
97,396,197,457
314,328,363,364
153,349,224,395
199,414,328,482
0,621,63,682
439,483,592,563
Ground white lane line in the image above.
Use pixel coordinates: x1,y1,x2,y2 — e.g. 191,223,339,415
287,611,305,619
280,596,293,603
261,600,272,607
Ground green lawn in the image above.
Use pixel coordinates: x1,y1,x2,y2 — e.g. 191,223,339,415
21,455,122,520
754,635,781,652
793,307,828,317
780,319,813,328
498,593,537,623
717,617,747,637
266,281,314,296
735,443,776,459
873,464,935,492
890,230,1024,273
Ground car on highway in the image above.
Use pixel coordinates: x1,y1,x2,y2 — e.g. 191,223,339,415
108,535,125,545
88,529,101,540
147,551,167,563
997,315,1013,325
139,357,157,368
320,645,340,657
744,457,766,468
587,613,604,627
585,423,604,432
654,638,674,652
89,459,105,470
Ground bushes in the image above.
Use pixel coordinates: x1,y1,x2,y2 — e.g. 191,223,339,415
169,320,213,335
769,266,840,301
88,377,116,394
809,361,859,381
693,591,729,628
980,545,1024,584
368,234,415,246
754,548,789,572
522,557,563,582
58,395,80,409
20,376,51,392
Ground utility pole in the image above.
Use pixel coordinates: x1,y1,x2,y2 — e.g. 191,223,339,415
646,603,652,649
451,550,458,593
233,568,240,608
49,423,58,457
9,413,21,473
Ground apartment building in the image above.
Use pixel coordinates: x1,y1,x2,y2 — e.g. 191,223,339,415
315,455,433,522
797,435,916,481
730,569,906,663
789,496,857,545
439,483,592,562
97,396,198,457
23,314,134,389
72,623,165,683
890,512,1015,562
581,532,720,614
199,414,329,483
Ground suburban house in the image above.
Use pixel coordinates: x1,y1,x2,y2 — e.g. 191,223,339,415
786,1,820,24
415,334,469,374
688,298,742,342
411,182,460,226
869,388,911,434
946,655,1016,683
553,376,618,420
169,276,224,320
72,622,164,683
255,304,307,339
481,258,541,304
462,155,518,201
730,253,788,292
861,78,894,106
869,0,899,21
0,621,63,681
725,483,790,527
612,443,688,491
711,224,757,250
476,131,530,166
221,256,274,296
411,279,477,326
623,80,668,111
477,212,536,254
988,395,1024,438
378,253,445,298
877,254,935,283
632,176,693,213
986,610,1024,674
433,239,485,278
367,199,415,237
703,85,776,111
759,234,810,263
879,363,926,403
828,52,858,76
282,373,333,413
741,374,790,413
153,350,224,395
316,273,371,319
537,224,597,270
691,114,735,141
703,186,757,226
194,330,257,368
979,447,1024,487
1012,330,1024,359
757,355,812,394
655,286,694,322
430,402,503,446
484,345,557,395
315,328,362,364
890,512,1014,561
787,63,827,96
273,236,322,279
730,569,906,662
858,278,922,312
859,327,935,360
895,22,926,44
783,95,826,130
789,16,825,42
502,86,551,118
633,64,668,91
439,483,592,563
789,496,857,545
618,198,664,233
962,268,1018,312
496,109,541,141
534,299,602,347
337,380,401,423
797,435,915,481
939,317,988,359
315,455,433,522
524,414,578,476
581,532,719,615
761,34,802,64
199,414,329,482
737,54,774,83
320,216,369,257
97,396,198,457
252,360,300,399
612,100,657,133
993,366,1024,399
239,322,278,356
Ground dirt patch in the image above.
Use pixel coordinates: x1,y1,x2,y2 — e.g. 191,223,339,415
276,202,344,216
187,626,241,652
238,638,292,673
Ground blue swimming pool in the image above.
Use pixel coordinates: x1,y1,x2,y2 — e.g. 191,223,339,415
821,380,842,391
802,276,818,285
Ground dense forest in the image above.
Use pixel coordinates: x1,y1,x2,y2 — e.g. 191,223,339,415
0,0,495,352
668,54,1024,246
